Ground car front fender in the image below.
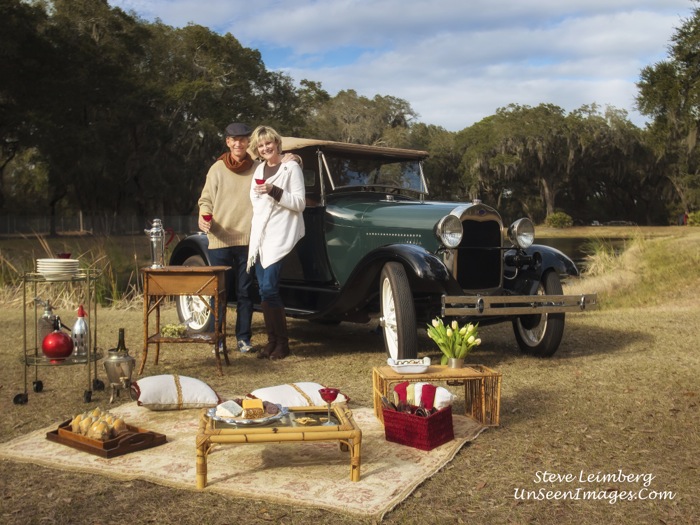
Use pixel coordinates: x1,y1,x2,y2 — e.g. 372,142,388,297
504,244,579,295
168,233,210,266
314,244,452,319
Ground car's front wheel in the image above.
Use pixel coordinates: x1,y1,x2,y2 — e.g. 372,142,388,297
176,255,215,333
512,270,565,357
379,262,418,360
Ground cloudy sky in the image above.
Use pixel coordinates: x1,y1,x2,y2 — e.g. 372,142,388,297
107,0,694,131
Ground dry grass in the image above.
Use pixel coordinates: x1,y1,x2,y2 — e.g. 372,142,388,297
0,234,151,309
1,228,699,524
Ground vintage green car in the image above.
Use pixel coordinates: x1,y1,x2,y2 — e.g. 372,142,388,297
170,137,597,359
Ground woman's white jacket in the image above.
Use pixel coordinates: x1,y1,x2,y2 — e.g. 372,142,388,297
247,161,306,271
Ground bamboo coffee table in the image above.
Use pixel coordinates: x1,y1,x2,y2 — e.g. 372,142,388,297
195,404,362,488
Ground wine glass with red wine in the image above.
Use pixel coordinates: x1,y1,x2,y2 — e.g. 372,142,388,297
318,388,339,426
254,178,265,198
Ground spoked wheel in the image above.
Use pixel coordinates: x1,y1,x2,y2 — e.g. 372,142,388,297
379,262,418,360
512,271,566,357
176,255,215,333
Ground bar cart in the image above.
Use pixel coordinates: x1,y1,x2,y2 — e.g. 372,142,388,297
14,269,105,405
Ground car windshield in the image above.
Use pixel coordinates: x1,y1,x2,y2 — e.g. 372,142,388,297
322,153,427,194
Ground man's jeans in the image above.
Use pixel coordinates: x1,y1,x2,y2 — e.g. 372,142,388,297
208,246,253,343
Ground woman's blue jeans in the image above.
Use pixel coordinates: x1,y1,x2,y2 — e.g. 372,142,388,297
255,259,284,308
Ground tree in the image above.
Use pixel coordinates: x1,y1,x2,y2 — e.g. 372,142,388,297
1,0,303,227
306,89,417,146
454,103,659,224
637,2,700,217
296,79,331,135
0,0,52,211
407,123,462,200
454,104,570,222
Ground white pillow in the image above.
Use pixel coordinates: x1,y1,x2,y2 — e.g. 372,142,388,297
249,382,349,407
131,374,221,411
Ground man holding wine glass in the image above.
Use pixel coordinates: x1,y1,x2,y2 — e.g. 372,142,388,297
197,122,298,354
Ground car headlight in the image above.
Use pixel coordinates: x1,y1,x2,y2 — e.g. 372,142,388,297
436,215,463,248
507,218,534,249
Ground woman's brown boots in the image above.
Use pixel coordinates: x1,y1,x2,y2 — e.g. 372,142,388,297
258,302,290,360
258,302,276,359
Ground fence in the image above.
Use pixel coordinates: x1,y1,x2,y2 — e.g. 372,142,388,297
0,214,199,236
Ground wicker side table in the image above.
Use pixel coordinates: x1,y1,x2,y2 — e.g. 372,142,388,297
372,364,501,426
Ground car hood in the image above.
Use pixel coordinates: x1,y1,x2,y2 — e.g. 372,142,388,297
326,194,483,232
324,194,485,285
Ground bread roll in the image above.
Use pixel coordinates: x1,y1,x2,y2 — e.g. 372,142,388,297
87,420,112,441
112,418,127,435
79,416,95,435
71,413,84,433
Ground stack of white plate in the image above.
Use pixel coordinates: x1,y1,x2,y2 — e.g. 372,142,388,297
36,258,80,281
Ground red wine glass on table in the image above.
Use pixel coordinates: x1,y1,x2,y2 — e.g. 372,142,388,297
319,387,340,426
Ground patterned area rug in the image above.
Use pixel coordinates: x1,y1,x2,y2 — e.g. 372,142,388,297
0,403,485,520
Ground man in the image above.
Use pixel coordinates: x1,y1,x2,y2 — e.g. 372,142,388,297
198,123,256,352
198,123,298,353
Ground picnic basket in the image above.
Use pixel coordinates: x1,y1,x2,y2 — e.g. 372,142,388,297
382,405,454,451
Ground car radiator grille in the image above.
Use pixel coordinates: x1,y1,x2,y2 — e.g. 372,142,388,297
456,219,502,290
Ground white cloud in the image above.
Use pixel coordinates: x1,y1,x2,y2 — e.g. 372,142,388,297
108,0,696,131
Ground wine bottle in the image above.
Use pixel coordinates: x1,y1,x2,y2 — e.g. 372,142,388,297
116,328,127,353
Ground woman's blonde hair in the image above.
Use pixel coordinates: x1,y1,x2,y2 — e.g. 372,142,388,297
250,125,283,157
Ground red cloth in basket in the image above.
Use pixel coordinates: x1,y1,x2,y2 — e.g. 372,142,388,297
382,405,454,451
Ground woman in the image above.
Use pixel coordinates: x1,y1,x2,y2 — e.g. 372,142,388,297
247,126,305,359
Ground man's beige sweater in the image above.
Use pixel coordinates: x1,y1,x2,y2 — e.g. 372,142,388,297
198,159,259,249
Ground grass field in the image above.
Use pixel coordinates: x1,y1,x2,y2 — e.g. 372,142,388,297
0,226,698,524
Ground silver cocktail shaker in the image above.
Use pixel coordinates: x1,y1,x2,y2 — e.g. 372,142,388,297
145,218,165,268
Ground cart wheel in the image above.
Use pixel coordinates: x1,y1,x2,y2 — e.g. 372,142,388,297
93,378,105,391
32,380,44,393
83,390,92,403
13,393,28,405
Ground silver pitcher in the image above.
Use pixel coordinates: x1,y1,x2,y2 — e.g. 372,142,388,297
145,218,165,268
103,329,135,403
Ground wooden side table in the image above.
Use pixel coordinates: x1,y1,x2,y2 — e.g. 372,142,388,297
141,266,230,376
372,364,502,426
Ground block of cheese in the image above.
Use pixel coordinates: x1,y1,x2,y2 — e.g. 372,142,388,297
215,400,243,418
241,398,265,419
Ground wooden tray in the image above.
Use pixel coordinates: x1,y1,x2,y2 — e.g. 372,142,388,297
46,419,166,458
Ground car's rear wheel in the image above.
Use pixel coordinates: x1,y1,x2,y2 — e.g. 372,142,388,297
379,262,418,360
512,271,565,357
176,255,215,333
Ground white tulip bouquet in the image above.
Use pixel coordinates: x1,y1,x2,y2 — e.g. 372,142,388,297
426,317,481,364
